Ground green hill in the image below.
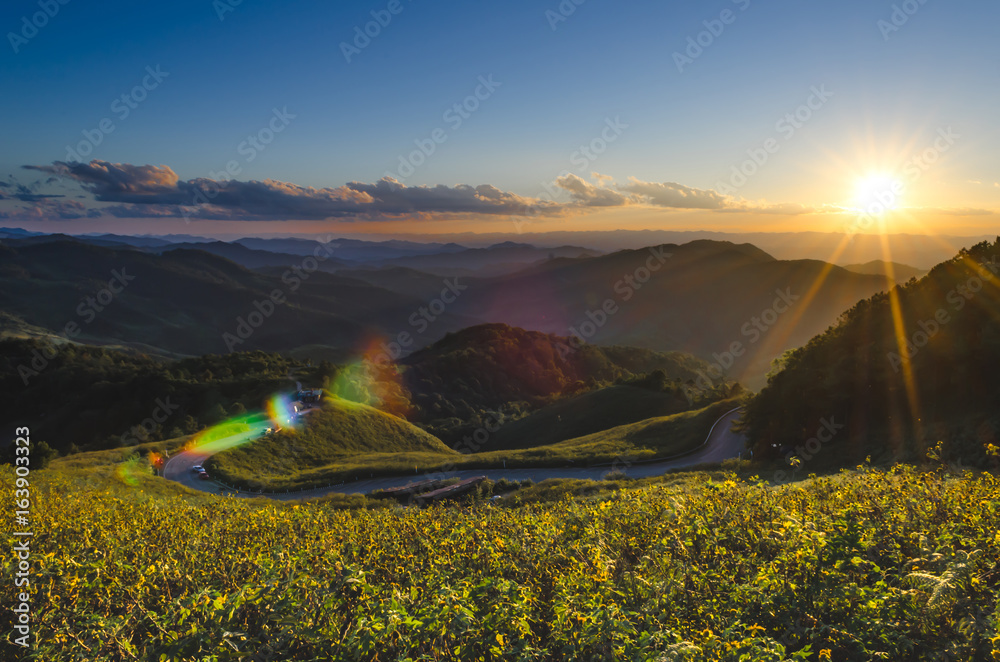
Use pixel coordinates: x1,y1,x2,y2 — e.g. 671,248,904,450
740,238,1000,467
392,323,723,444
200,398,738,493
205,397,456,488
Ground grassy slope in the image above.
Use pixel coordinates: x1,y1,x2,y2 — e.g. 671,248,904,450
486,384,703,450
209,398,740,491
206,397,457,489
44,439,216,502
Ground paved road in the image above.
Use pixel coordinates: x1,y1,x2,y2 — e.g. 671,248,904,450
163,407,747,501
162,418,271,496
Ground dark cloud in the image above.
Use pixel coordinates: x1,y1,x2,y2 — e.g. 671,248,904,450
26,160,559,221
0,174,66,203
2,198,90,220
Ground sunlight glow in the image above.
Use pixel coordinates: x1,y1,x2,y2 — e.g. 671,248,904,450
853,173,904,214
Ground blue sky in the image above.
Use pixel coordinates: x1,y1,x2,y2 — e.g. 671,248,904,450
1,0,998,235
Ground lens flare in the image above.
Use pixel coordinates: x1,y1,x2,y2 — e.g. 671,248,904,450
327,335,413,417
267,393,299,430
186,412,272,454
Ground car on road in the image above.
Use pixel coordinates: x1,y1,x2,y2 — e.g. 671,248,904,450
192,465,204,473
198,471,211,480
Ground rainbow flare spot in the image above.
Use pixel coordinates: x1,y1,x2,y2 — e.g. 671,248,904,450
267,393,299,431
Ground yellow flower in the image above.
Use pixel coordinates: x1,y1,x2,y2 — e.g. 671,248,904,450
819,650,832,660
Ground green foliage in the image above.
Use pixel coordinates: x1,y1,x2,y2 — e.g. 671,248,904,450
10,464,1000,660
0,339,319,453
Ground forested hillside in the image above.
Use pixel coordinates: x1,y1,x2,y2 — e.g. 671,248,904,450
741,239,1000,467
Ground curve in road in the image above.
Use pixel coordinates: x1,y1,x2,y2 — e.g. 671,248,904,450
163,407,747,501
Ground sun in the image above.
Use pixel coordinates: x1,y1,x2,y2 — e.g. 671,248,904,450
853,173,905,215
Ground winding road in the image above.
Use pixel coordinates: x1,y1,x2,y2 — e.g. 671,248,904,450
163,407,747,501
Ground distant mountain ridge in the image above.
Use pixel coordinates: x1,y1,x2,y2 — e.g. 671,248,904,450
0,240,471,356
842,260,927,283
431,240,890,387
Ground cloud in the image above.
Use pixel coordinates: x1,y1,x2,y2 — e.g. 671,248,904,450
25,160,560,221
556,174,816,215
925,207,995,217
555,174,634,207
25,161,179,203
0,174,65,203
618,177,730,210
5,198,93,220
14,160,843,223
